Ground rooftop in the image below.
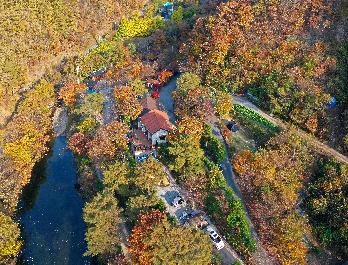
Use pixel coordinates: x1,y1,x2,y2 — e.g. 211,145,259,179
140,109,174,134
130,129,152,147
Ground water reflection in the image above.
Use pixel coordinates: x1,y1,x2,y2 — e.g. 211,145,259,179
18,136,90,265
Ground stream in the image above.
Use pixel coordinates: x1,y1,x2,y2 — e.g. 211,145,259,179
18,136,91,265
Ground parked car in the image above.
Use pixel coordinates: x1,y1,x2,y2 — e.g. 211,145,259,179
172,195,186,208
186,213,209,230
206,226,225,250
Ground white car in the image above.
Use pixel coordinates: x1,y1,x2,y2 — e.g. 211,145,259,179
172,195,186,208
206,226,225,250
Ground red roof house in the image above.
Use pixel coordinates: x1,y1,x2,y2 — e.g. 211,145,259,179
138,109,174,145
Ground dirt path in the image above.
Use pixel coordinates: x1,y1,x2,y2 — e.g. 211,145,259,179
233,96,348,165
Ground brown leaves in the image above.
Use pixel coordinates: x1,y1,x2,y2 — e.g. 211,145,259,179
114,86,143,120
59,83,87,107
181,0,334,133
128,210,166,265
232,131,313,264
68,132,89,156
87,121,129,162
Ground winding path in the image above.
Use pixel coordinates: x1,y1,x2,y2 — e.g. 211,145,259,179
233,96,348,165
160,78,258,265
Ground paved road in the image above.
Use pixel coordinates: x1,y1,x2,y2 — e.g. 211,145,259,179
156,167,242,265
233,95,348,165
159,78,245,265
159,76,178,124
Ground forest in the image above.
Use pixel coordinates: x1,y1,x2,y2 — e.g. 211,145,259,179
0,0,348,265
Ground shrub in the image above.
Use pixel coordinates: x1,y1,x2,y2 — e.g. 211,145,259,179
201,124,226,164
116,15,165,38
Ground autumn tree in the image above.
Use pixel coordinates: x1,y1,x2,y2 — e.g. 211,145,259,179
173,73,214,121
103,161,129,192
87,121,129,162
114,86,143,121
176,72,201,95
83,191,122,257
129,210,166,264
144,221,213,265
273,213,308,265
215,91,233,119
1,80,54,208
233,130,313,264
129,210,213,265
77,117,99,136
181,0,334,132
0,212,22,264
58,83,87,107
74,93,105,118
68,132,89,156
133,157,169,192
129,79,147,97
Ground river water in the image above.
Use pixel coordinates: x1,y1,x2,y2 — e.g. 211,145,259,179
18,136,91,265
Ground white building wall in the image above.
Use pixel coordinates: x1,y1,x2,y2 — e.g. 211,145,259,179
151,129,169,145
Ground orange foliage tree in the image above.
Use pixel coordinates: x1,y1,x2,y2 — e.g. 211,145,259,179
181,0,335,133
87,120,129,162
58,83,87,107
114,86,143,121
233,131,313,264
128,210,166,265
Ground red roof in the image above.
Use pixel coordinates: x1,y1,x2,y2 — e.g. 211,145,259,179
140,110,173,134
130,129,152,147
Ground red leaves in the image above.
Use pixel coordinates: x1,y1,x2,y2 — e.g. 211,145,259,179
128,210,166,265
68,132,89,156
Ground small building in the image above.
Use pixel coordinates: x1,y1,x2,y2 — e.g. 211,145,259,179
130,128,155,159
159,2,174,20
138,109,174,146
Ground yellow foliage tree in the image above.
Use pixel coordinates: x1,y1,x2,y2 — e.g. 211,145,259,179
0,212,22,263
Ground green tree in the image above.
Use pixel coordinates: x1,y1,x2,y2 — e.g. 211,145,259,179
126,194,160,223
201,125,226,164
172,6,184,24
0,212,22,263
103,161,129,192
143,220,213,265
168,134,205,177
305,158,348,258
83,192,122,257
134,157,169,192
75,93,105,118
